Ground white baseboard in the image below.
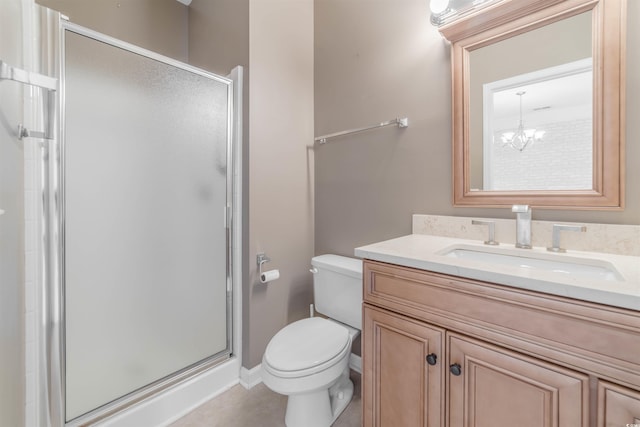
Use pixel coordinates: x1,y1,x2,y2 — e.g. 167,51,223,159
239,363,263,389
349,354,362,374
97,358,240,427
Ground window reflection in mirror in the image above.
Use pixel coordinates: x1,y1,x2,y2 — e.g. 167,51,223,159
468,11,592,192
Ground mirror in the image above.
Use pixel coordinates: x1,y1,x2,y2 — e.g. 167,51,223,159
470,12,592,191
438,0,625,209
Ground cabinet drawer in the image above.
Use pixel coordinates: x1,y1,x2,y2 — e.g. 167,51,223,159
363,259,640,387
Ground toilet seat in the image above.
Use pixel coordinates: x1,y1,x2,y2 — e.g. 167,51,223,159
263,317,351,379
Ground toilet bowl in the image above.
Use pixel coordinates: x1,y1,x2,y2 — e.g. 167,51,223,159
261,255,362,427
262,317,358,427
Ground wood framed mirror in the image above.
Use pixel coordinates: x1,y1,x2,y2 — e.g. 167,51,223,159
439,0,625,209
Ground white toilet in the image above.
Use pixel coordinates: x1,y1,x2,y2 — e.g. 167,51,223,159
261,254,362,427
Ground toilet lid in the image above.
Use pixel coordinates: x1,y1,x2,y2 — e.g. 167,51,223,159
264,317,350,372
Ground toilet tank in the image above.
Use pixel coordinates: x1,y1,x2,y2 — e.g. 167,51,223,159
311,254,362,330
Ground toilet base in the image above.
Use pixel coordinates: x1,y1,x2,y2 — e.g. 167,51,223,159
284,368,354,427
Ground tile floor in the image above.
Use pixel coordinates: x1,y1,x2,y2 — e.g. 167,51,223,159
170,371,361,427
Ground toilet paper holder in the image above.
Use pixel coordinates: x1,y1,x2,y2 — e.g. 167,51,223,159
257,253,280,283
257,253,271,276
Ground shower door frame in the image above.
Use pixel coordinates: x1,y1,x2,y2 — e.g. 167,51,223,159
45,18,238,427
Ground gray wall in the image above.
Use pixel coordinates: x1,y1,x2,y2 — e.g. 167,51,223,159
188,0,249,73
36,0,189,61
315,0,640,258
245,0,315,369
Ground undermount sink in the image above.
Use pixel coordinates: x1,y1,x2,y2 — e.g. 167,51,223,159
440,245,624,282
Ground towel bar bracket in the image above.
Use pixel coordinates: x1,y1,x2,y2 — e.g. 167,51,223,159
0,59,58,141
17,124,47,141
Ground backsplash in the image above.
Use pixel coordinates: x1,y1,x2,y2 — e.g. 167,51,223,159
413,214,640,256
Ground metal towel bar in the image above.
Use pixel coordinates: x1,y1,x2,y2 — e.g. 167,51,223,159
0,59,58,140
314,117,408,144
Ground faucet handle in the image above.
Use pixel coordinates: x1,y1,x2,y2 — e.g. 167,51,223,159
547,224,586,253
472,220,499,245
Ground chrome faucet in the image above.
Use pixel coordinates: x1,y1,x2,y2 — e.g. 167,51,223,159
472,219,499,245
547,224,586,252
512,205,532,249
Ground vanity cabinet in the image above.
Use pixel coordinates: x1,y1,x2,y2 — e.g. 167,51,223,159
362,260,640,427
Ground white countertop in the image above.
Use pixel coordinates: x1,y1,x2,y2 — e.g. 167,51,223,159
355,234,640,311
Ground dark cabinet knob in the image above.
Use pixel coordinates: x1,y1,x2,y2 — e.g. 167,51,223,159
450,363,462,376
426,353,437,365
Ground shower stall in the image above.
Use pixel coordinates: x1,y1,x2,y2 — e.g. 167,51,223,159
2,4,242,426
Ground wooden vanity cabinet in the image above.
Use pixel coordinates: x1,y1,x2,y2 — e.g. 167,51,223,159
362,260,640,427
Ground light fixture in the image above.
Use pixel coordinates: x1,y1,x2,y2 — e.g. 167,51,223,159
499,91,545,152
429,0,451,25
430,0,450,14
429,0,501,27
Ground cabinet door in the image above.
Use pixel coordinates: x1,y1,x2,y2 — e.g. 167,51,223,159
448,333,589,427
363,305,445,427
598,381,640,427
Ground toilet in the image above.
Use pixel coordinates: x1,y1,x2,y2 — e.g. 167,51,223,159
261,254,362,427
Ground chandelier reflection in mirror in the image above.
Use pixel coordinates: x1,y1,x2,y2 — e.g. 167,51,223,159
498,91,545,152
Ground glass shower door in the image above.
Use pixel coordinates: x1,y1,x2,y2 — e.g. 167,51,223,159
0,1,25,426
62,27,232,421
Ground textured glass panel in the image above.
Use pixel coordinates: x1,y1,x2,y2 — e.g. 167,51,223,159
64,31,230,420
0,2,25,426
